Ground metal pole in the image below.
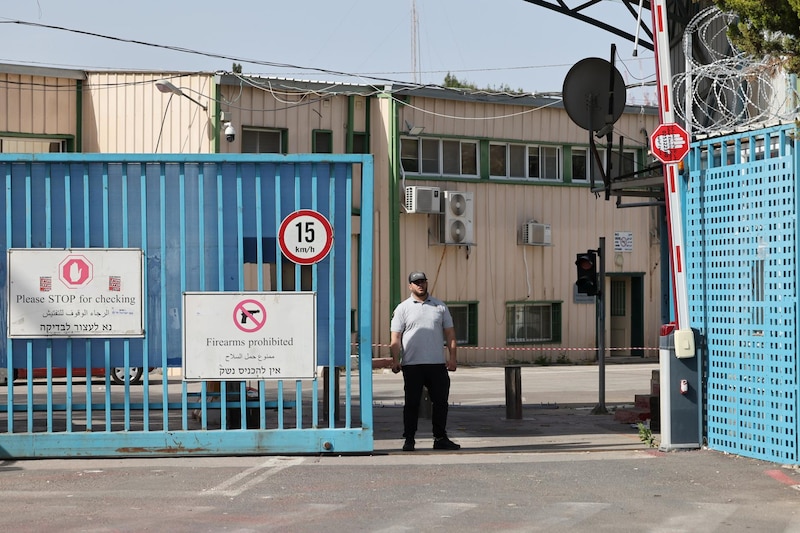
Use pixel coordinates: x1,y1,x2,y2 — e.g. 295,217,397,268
505,365,523,420
592,237,608,415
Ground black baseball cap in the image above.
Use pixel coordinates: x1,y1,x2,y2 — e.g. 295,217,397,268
408,271,427,283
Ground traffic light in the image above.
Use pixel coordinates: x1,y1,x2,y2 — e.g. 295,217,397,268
575,251,599,296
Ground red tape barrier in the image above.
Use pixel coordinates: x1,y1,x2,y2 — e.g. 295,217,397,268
359,343,658,352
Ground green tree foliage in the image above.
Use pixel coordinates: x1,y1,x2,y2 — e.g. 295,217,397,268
713,0,800,73
442,72,524,94
443,72,478,90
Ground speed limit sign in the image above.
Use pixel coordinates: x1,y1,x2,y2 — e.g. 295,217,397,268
278,210,334,265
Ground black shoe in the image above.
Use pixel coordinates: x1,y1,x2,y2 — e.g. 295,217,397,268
402,439,415,452
433,437,460,450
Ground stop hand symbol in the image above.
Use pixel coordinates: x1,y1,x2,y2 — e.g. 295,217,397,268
66,262,85,284
654,133,687,154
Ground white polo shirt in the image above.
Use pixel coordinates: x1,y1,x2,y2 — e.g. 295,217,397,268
390,294,454,365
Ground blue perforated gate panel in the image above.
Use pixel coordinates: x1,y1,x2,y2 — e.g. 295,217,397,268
686,125,799,463
0,154,375,458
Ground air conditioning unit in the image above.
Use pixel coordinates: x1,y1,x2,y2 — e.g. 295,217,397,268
520,222,551,246
440,190,474,244
405,186,441,214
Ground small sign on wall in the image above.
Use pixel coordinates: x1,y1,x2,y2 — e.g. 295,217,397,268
614,231,633,252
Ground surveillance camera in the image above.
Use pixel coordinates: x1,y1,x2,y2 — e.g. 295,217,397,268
224,122,236,143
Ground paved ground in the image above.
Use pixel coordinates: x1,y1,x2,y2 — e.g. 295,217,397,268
370,363,655,453
3,361,800,532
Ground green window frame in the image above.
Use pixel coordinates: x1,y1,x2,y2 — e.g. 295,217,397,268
400,137,479,177
505,301,562,344
242,127,288,154
446,301,478,346
312,129,333,154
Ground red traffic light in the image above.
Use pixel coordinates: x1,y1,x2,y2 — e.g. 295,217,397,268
575,251,598,296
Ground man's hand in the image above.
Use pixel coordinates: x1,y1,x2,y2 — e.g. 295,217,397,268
446,359,457,372
391,360,401,374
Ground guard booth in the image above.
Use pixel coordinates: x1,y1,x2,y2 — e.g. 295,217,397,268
0,153,375,458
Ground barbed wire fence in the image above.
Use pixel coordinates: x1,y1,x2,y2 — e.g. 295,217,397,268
673,6,800,137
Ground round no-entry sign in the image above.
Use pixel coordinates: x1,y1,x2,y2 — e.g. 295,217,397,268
278,210,334,265
650,123,690,164
58,254,93,288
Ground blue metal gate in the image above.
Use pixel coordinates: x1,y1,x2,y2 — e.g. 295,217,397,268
0,153,375,457
686,124,800,463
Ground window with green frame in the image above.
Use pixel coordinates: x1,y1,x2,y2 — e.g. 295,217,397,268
447,302,478,346
400,137,478,177
313,129,333,153
1,137,70,153
242,127,286,154
505,301,562,344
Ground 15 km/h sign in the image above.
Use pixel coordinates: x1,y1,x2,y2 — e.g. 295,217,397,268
278,210,333,265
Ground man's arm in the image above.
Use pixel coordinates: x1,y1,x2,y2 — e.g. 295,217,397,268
444,326,457,372
390,331,402,374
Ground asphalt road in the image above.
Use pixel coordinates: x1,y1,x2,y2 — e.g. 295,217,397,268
3,363,800,532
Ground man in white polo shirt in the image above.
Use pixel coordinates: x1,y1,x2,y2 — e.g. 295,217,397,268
390,271,460,452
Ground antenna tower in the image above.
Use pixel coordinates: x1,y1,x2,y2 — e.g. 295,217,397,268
411,0,420,84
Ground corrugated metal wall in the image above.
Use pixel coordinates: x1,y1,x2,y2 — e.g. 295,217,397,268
388,96,662,364
83,72,215,154
0,72,78,137
396,180,661,364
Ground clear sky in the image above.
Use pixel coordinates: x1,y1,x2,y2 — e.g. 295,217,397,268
0,0,656,102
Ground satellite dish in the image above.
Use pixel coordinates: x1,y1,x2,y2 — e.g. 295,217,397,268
562,58,627,132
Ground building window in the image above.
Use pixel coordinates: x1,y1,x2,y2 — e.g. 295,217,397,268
447,302,478,346
506,302,562,344
313,130,333,153
527,145,560,180
489,143,507,177
491,143,561,180
1,137,68,153
572,148,588,181
401,138,420,173
575,147,638,182
421,138,439,173
242,128,283,153
618,150,637,178
351,132,368,154
611,280,626,317
442,140,478,175
401,137,478,177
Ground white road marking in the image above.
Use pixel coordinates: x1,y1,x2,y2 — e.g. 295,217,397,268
202,456,305,497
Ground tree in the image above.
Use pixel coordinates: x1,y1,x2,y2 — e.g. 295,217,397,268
443,72,477,90
713,0,800,73
442,72,524,94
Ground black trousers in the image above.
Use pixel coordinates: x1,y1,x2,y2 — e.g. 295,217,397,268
401,364,450,440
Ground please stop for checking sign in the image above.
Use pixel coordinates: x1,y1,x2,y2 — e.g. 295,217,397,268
7,248,145,338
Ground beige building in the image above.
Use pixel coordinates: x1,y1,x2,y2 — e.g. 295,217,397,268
1,63,664,365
